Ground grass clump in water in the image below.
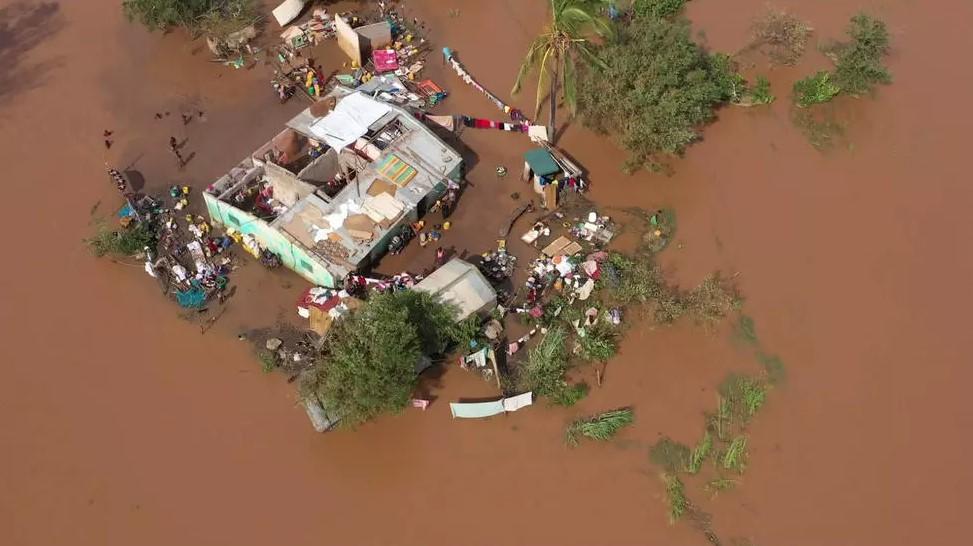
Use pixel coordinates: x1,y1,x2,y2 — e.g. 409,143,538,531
549,382,589,407
518,326,570,400
720,374,768,422
565,408,635,447
705,476,738,497
661,473,689,523
721,436,749,473
687,431,713,474
649,436,691,472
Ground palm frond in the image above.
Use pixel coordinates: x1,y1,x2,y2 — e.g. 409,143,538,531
562,55,578,115
535,47,555,116
512,37,550,95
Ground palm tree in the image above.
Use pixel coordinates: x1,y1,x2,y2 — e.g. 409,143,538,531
512,0,613,141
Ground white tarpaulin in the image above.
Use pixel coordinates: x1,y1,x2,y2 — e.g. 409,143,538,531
415,259,497,320
309,92,392,150
272,0,306,27
449,392,533,419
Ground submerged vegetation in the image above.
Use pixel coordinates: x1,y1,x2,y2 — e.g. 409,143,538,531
565,408,635,446
750,7,812,66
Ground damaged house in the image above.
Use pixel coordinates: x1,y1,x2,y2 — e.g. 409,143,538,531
204,88,463,287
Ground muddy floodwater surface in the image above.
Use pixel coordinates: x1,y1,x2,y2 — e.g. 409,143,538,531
2,0,972,545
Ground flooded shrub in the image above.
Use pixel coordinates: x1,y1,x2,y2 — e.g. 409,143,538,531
123,0,256,36
793,71,841,107
827,14,892,95
565,408,635,446
86,224,155,257
750,7,812,65
685,273,742,327
578,17,735,172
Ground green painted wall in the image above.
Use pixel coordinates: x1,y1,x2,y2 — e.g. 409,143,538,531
204,193,336,287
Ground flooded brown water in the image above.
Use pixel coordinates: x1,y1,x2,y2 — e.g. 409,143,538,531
2,0,972,544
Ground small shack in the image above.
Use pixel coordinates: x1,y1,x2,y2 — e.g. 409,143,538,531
415,258,496,320
524,148,563,209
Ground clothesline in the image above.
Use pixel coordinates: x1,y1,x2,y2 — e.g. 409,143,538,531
442,47,527,122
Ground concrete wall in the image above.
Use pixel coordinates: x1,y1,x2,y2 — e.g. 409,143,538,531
264,162,316,207
204,193,336,288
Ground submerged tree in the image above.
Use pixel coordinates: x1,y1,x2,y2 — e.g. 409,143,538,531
301,291,462,427
512,0,614,141
827,13,892,95
577,16,735,171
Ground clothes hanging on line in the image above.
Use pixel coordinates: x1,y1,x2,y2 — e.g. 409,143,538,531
442,46,527,122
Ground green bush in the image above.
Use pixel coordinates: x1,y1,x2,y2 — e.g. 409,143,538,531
578,17,735,172
633,0,687,19
792,71,841,107
301,291,461,427
87,224,155,257
829,14,892,95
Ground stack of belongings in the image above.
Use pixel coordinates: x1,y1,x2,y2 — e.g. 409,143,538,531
297,286,362,336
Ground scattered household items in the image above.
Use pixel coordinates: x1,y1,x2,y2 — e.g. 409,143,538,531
415,259,498,320
336,15,392,67
458,346,502,386
410,398,430,410
477,246,518,283
296,286,362,336
449,392,533,419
